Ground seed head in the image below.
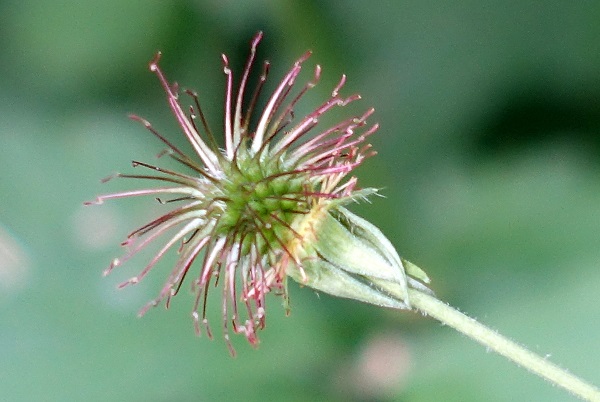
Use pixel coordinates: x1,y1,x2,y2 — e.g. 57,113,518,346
87,32,428,355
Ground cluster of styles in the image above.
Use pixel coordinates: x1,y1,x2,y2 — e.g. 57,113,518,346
87,32,430,356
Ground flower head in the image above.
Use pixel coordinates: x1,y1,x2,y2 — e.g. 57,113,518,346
87,32,428,355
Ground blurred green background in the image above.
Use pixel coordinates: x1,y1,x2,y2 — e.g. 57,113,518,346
1,1,599,401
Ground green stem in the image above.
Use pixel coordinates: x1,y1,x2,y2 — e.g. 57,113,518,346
404,288,600,401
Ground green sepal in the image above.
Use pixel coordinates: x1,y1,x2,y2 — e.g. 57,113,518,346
287,255,409,310
288,204,432,309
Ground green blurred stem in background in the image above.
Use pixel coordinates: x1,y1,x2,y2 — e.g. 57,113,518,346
402,287,600,401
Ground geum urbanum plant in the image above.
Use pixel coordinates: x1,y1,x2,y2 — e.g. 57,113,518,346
86,32,600,401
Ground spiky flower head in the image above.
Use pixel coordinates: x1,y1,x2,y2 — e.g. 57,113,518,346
87,32,429,355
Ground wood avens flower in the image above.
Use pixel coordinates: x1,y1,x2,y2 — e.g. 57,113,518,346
87,32,600,399
86,32,428,354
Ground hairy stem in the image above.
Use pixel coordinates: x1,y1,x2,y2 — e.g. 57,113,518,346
403,288,600,401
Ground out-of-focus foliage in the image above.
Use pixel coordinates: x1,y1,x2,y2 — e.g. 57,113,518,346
1,1,599,401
